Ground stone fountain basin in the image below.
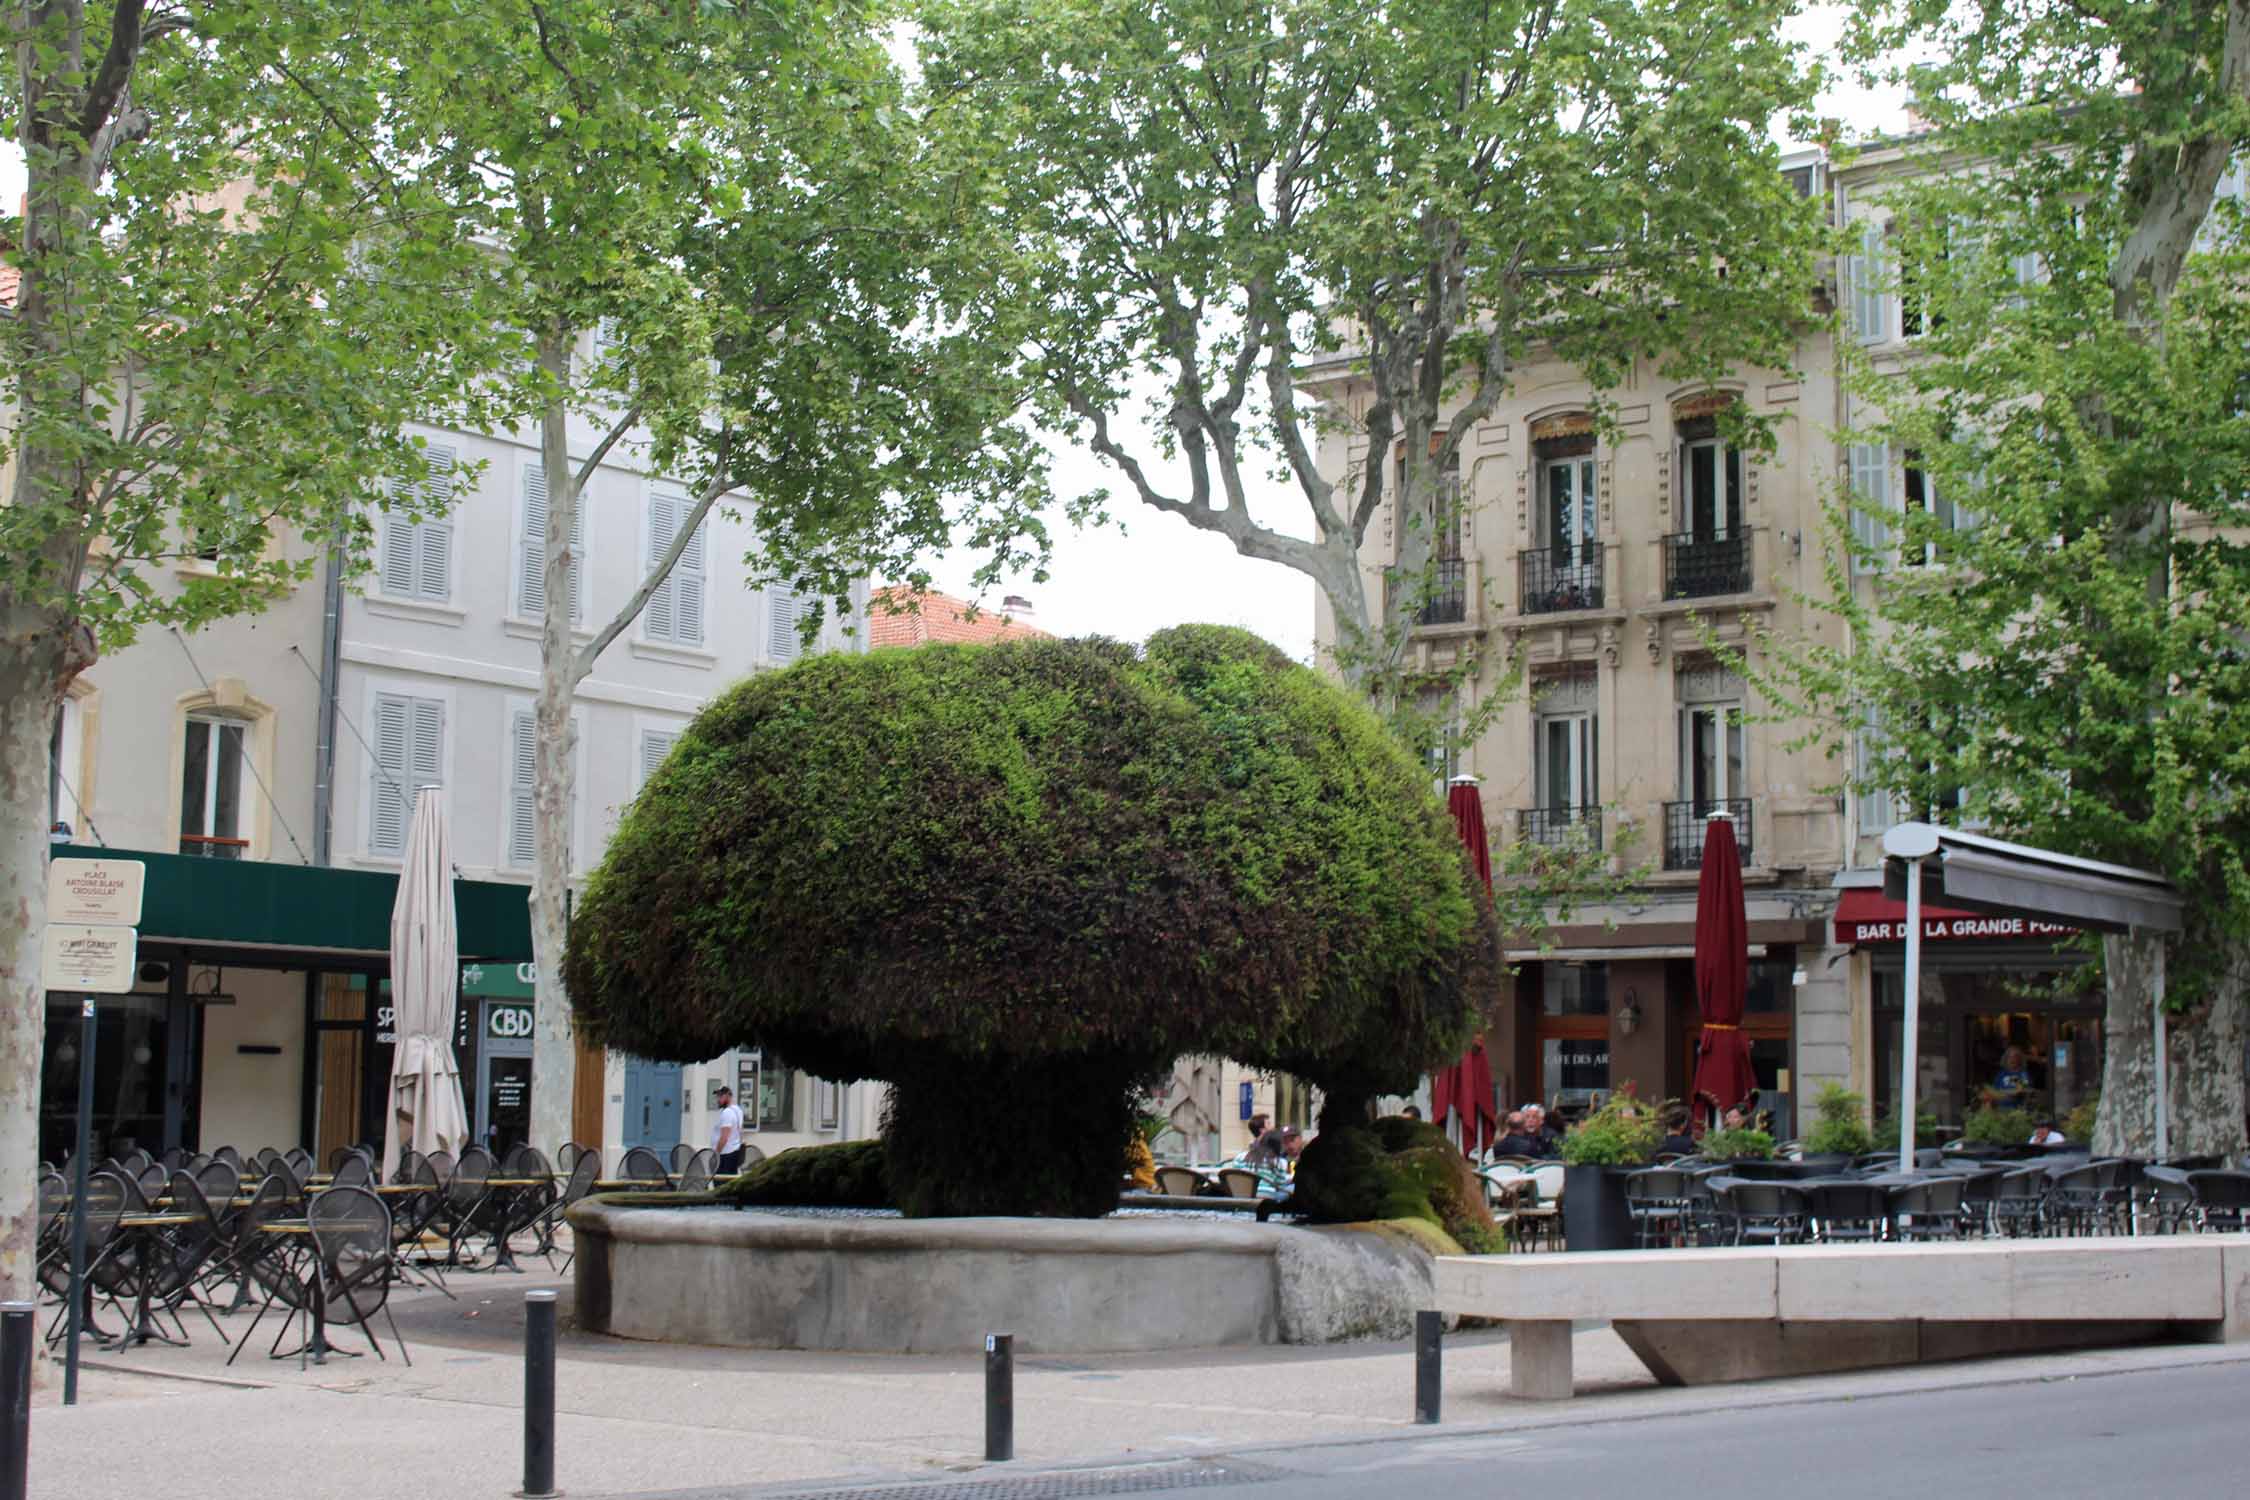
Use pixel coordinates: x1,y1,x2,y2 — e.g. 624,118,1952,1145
568,1199,1447,1354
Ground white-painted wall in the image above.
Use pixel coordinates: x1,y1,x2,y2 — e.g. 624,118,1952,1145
196,968,307,1153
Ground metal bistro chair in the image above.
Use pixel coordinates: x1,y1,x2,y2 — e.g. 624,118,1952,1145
442,1147,496,1266
309,1186,410,1367
330,1153,373,1189
619,1146,673,1187
1888,1178,1967,1242
2186,1170,2250,1232
1804,1179,1890,1243
1216,1167,1262,1201
2044,1162,2110,1236
533,1153,602,1273
1711,1179,1811,1246
1991,1166,2048,1238
557,1142,583,1174
1955,1167,2009,1238
669,1143,696,1175
1622,1168,1692,1249
2142,1165,2198,1235
678,1149,716,1194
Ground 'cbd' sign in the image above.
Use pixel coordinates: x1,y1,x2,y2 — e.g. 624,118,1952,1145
486,1003,535,1040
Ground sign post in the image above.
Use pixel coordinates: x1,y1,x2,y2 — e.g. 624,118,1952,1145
45,857,141,1407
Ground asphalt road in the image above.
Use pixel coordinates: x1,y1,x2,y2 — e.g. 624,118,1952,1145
709,1358,2249,1499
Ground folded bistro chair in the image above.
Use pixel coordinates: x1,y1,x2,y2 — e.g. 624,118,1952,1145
534,1152,602,1272
153,1172,234,1346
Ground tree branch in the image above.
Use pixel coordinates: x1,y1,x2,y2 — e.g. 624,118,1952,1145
76,0,151,146
573,437,733,682
574,402,643,495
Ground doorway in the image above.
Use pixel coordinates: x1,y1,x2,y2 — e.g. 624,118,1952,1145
476,997,534,1158
621,1056,683,1153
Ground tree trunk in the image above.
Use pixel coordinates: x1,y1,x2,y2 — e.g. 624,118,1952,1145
528,341,581,1163
2092,932,2250,1160
0,628,71,1309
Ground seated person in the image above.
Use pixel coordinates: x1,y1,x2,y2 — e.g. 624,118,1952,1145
1990,1046,2034,1109
1657,1110,1698,1157
2028,1120,2071,1148
1521,1103,1563,1157
1492,1110,1542,1157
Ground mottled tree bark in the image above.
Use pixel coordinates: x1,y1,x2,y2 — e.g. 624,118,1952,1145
2093,933,2249,1159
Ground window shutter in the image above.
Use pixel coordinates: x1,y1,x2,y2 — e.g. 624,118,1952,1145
379,514,417,598
519,469,547,618
369,693,416,857
637,728,681,793
416,449,455,601
644,493,677,642
1856,731,1896,838
409,696,444,788
768,586,810,662
519,467,584,621
1848,443,1892,570
675,506,706,646
1849,222,1888,343
508,709,537,868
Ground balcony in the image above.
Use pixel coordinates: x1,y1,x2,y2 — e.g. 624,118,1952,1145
1518,542,1604,615
179,835,248,860
1661,530,1753,601
1385,557,1470,627
1518,804,1603,851
1662,799,1753,870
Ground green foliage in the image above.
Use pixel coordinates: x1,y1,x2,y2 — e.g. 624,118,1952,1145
566,628,1499,1215
2063,1093,2100,1146
723,1141,892,1209
915,0,1825,692
1698,1127,1774,1162
1751,0,2250,1157
1803,1083,1875,1158
1873,1105,1942,1151
1291,1117,1501,1253
1557,1090,1664,1167
1960,1107,2029,1149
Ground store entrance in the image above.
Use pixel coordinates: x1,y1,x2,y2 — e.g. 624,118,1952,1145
1872,959,2100,1128
40,992,188,1165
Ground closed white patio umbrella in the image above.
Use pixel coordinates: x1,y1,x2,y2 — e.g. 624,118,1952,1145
383,786,470,1180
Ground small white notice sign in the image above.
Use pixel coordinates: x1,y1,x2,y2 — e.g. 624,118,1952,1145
48,858,146,926
44,924,139,993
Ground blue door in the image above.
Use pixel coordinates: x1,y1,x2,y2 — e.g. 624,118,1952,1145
621,1057,683,1153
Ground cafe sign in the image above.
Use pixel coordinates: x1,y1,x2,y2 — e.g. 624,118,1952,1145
1843,913,2077,945
486,1001,536,1040
48,857,144,926
43,923,138,993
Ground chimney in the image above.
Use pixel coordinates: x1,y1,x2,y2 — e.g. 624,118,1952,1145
1001,594,1035,628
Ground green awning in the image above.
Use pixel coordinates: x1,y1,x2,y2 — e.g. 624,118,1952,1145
55,845,533,962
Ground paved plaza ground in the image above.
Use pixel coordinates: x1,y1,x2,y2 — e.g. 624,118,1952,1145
28,1265,2250,1498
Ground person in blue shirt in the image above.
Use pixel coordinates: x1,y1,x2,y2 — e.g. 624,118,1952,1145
1991,1046,2034,1109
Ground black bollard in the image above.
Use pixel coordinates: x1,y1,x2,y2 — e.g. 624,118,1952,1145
522,1289,557,1498
1414,1309,1442,1425
2,1302,31,1500
984,1331,1014,1462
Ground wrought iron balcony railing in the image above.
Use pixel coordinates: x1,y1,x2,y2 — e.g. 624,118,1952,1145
1385,556,1469,627
1517,542,1604,615
1517,804,1603,851
1663,799,1753,870
179,834,249,860
1661,530,1752,601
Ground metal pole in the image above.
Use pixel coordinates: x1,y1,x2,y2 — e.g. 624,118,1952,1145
63,998,97,1406
984,1331,1014,1462
2,1301,33,1500
2151,938,2170,1161
1413,1309,1442,1425
1898,857,1924,1174
522,1289,557,1498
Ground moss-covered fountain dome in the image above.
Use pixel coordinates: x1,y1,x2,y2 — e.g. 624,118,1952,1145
563,625,1498,1217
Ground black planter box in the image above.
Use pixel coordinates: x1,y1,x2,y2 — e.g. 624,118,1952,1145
1561,1163,1636,1252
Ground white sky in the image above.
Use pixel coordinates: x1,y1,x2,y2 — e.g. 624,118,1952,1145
0,7,1899,665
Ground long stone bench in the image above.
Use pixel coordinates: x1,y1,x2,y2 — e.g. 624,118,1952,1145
1435,1235,2250,1398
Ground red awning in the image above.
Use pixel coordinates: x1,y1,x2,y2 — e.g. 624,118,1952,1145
1832,888,2078,947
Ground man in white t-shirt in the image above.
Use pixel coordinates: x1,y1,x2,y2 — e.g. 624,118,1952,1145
712,1086,746,1174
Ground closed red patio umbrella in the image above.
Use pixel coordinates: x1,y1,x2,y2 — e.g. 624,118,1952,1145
1691,811,1756,1128
1432,779,1500,1156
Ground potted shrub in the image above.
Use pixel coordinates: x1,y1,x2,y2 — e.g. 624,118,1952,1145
2062,1092,2099,1147
1800,1082,1873,1168
1957,1104,2031,1155
1557,1088,1663,1252
1698,1126,1775,1162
